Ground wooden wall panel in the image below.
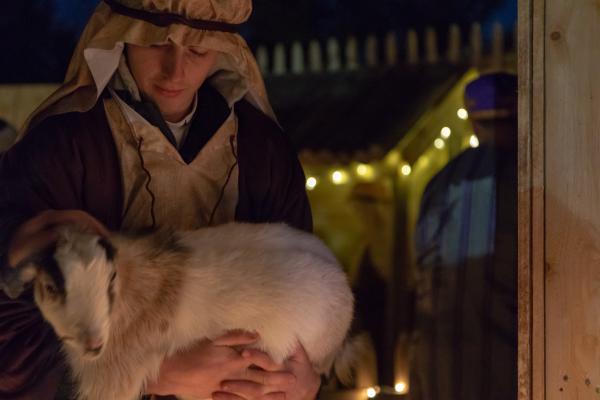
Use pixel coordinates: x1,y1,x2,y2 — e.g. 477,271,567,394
518,0,545,397
545,0,600,398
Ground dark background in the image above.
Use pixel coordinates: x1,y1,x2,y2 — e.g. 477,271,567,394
0,0,516,83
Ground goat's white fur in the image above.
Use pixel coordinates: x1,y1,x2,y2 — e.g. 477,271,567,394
33,223,354,400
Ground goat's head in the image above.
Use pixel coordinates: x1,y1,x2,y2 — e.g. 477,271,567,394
2,227,117,359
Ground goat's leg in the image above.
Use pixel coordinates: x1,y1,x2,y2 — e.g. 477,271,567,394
75,358,149,400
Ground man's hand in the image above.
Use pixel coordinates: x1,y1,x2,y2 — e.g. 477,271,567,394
213,342,321,400
145,330,265,399
7,209,109,267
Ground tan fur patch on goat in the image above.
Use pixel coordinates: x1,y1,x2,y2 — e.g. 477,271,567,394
109,231,189,346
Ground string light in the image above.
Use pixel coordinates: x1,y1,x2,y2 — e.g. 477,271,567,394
306,177,317,190
469,134,480,148
366,386,381,398
331,170,349,185
457,108,469,120
440,126,452,139
356,163,375,180
434,138,445,149
395,382,408,394
401,164,412,176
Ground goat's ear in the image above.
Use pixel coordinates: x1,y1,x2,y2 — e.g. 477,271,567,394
0,262,38,299
98,237,117,262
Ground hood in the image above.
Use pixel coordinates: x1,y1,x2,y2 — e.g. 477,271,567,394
20,0,275,138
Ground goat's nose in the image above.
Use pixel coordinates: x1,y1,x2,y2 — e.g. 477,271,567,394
84,337,104,353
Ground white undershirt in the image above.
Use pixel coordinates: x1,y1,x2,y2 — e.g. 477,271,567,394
109,86,198,149
166,94,198,148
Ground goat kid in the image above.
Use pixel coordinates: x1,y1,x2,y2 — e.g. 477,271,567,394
1,223,355,400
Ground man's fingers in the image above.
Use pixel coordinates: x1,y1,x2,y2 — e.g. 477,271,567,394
221,380,263,398
219,380,287,400
262,393,286,400
213,392,286,400
211,392,246,400
241,349,285,372
287,342,310,363
240,367,296,387
212,330,259,347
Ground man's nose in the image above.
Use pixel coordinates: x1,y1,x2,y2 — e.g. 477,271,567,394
162,46,185,81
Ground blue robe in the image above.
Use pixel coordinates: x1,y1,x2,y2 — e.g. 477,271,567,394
411,144,517,400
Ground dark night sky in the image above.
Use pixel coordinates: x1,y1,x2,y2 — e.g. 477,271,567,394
50,0,516,40
0,0,516,83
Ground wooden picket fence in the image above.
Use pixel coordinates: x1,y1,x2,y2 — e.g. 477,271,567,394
254,22,516,76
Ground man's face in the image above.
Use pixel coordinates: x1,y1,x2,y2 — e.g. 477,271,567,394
126,42,218,122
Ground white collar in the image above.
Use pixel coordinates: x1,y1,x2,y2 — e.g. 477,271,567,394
166,93,198,128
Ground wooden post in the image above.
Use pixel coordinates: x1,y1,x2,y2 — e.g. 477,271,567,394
518,0,544,397
327,37,341,72
365,34,379,68
470,22,483,67
345,36,359,71
255,45,269,76
447,24,461,64
519,0,600,398
290,41,305,75
491,22,505,70
385,31,398,66
406,29,419,65
308,40,323,73
424,27,439,64
545,0,600,398
272,42,287,76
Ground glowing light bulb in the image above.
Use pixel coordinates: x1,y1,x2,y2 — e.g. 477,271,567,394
395,382,407,393
356,163,375,180
306,177,317,190
366,386,380,398
401,164,412,176
440,126,452,139
434,138,445,149
457,108,469,120
469,134,480,148
331,170,348,185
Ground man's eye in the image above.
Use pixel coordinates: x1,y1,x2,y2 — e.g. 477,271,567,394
190,49,208,57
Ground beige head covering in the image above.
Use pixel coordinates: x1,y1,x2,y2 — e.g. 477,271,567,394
21,0,275,137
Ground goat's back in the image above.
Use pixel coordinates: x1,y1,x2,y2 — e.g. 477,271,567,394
170,223,353,374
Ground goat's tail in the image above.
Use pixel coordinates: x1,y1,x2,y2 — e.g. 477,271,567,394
332,331,374,387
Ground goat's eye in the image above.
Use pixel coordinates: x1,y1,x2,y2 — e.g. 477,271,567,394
45,284,58,296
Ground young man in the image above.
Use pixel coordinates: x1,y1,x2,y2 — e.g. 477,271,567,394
0,1,321,399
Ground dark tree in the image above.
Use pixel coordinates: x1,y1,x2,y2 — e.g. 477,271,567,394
0,0,78,83
246,0,505,45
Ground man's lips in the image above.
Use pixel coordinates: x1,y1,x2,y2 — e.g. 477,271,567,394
154,85,185,97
